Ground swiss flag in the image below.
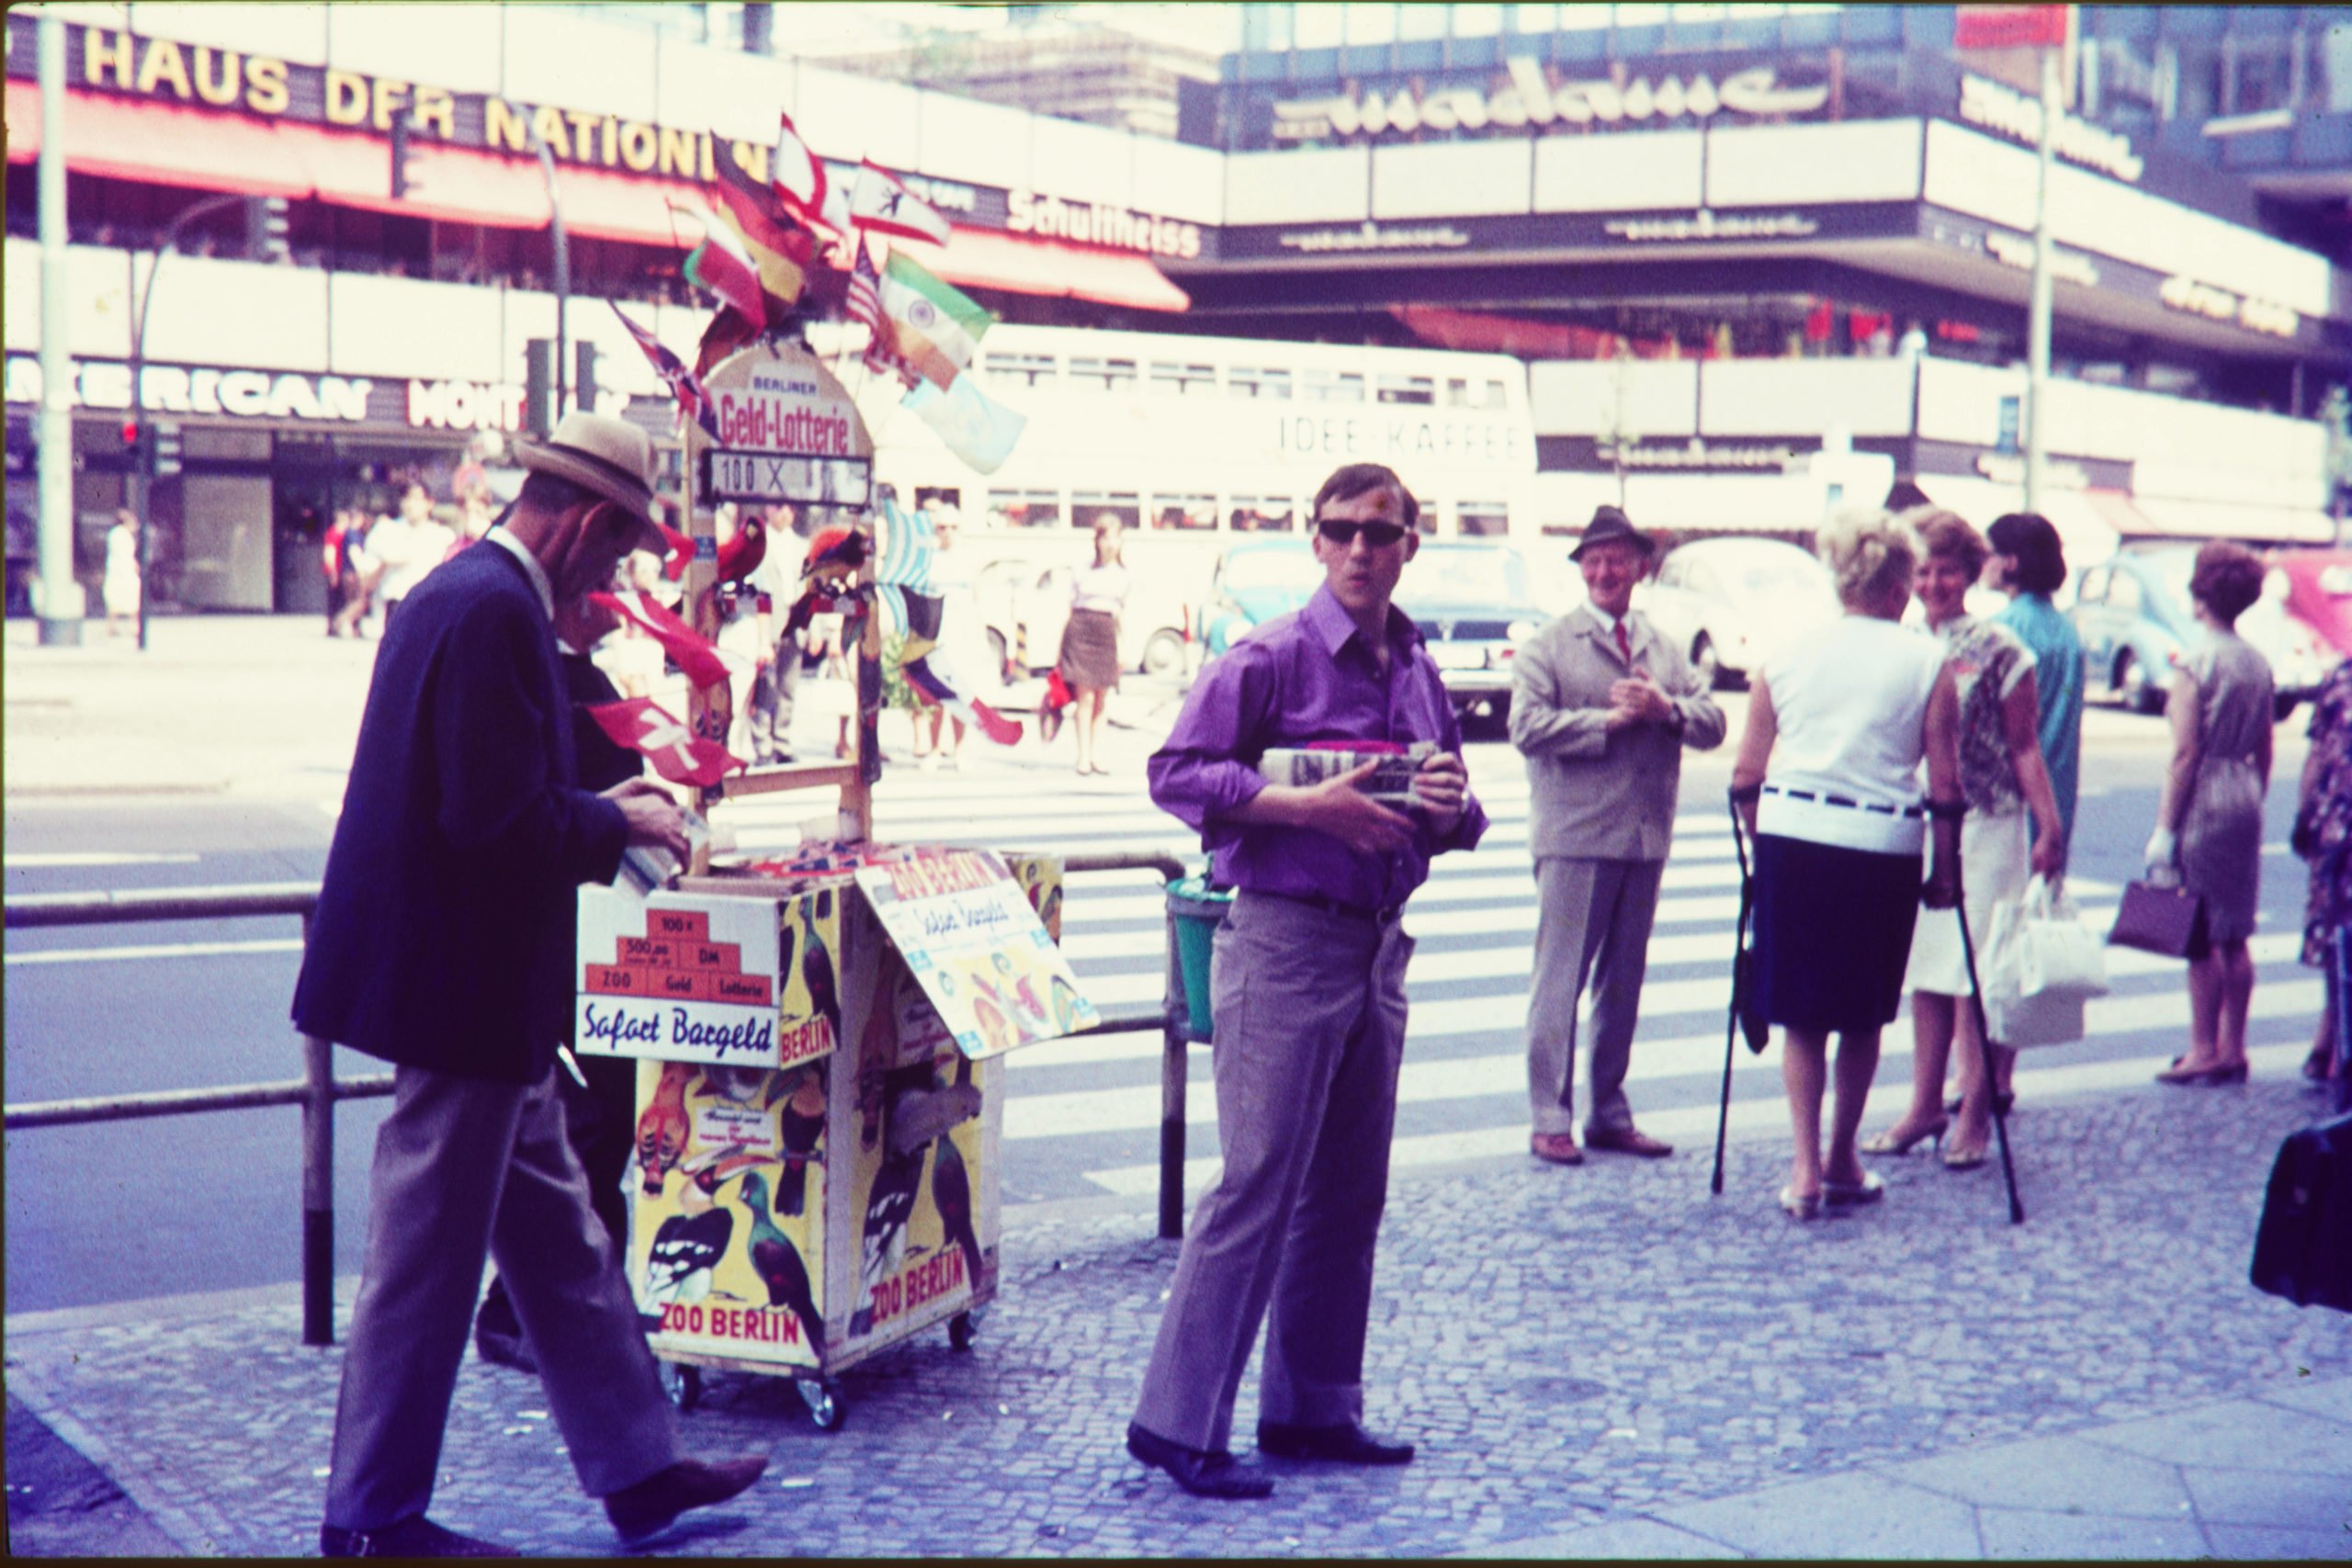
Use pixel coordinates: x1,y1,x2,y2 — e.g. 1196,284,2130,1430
584,698,745,788
590,590,730,690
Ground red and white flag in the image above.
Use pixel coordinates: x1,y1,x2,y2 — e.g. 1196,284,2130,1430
673,201,767,326
590,590,730,691
584,698,744,788
849,159,950,247
770,110,850,236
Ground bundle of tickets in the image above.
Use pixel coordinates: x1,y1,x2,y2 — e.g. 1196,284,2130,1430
1260,740,1436,807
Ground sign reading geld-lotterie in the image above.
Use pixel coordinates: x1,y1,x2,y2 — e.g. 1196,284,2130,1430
703,346,874,507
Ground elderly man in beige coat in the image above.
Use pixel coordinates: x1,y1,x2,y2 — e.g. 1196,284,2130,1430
1511,507,1726,1166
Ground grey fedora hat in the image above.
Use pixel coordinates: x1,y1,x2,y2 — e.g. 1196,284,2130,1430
1571,504,1654,559
513,412,662,550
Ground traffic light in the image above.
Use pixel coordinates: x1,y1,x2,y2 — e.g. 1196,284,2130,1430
573,341,598,417
389,93,418,199
245,195,291,265
523,337,558,439
152,422,183,479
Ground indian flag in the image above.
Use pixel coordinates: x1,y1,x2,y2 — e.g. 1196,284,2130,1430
875,254,991,392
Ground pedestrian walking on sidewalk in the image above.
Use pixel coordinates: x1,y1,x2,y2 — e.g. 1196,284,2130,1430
1059,515,1128,776
1729,510,1963,1220
1510,505,1724,1168
1869,512,2066,1173
102,508,141,637
2148,541,2275,1088
292,413,765,1559
1130,463,1487,1500
2294,655,2352,1108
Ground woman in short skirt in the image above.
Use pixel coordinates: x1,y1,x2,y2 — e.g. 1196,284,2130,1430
1730,509,1962,1220
1057,514,1129,776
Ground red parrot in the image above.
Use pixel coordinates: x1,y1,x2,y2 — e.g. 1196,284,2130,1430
715,513,766,585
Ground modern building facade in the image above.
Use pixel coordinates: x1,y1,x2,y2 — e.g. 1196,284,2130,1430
6,3,2346,613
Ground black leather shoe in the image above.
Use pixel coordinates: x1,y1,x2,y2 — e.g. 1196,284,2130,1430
1125,1422,1274,1499
1257,1419,1416,1465
605,1455,769,1543
319,1517,518,1558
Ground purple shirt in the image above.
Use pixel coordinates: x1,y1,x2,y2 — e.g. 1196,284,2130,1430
1148,583,1487,908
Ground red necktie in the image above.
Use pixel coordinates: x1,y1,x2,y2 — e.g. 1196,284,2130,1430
1613,620,1632,663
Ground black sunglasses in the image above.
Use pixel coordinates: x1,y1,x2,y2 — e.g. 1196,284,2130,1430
1316,518,1408,548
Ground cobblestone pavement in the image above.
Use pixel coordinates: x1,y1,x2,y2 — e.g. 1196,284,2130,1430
7,1080,2348,1558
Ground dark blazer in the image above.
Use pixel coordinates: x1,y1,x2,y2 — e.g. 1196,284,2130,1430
293,543,628,1082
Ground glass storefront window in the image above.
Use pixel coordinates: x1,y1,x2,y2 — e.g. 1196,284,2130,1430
1458,502,1510,537
985,351,1057,389
1303,370,1366,403
1068,356,1137,393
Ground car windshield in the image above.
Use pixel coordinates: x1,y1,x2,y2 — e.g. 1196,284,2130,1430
1221,546,1321,592
1397,546,1532,605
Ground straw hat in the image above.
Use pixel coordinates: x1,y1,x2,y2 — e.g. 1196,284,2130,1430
513,412,662,550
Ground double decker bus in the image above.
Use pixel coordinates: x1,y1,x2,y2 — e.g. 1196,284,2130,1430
849,324,1542,676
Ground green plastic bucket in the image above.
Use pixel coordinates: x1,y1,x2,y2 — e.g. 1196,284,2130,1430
1167,877,1233,1041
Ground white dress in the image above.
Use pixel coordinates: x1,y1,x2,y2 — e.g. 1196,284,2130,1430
102,522,141,617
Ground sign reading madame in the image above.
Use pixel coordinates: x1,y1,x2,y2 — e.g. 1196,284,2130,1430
1273,59,1829,141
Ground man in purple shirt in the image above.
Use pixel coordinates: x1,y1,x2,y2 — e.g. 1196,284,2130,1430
1127,463,1487,1500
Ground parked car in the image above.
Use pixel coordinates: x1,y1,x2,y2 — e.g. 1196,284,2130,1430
973,554,1192,679
1196,536,1563,727
2271,548,2352,658
1392,539,1556,728
1634,536,1840,688
2069,543,2335,719
1195,537,1323,658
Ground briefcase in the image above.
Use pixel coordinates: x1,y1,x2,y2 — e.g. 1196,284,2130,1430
2107,878,2208,960
2249,1111,2352,1314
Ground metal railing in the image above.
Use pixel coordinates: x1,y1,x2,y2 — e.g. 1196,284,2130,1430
4,851,1205,1344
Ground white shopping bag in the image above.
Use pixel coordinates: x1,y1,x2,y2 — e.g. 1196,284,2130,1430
1984,875,2107,1049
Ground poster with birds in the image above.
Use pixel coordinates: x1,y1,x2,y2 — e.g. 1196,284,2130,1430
628,1058,829,1371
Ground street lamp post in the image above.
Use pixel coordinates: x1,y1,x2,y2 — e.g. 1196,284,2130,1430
128,191,248,651
527,126,571,419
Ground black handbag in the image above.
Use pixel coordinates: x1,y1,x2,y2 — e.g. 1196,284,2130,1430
2107,878,2209,960
2250,1111,2352,1314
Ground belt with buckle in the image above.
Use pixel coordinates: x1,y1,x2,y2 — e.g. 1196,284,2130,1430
1252,889,1405,927
1761,784,1926,820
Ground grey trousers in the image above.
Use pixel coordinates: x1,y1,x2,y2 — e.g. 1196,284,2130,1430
322,1064,683,1530
1133,891,1413,1453
1526,855,1664,1138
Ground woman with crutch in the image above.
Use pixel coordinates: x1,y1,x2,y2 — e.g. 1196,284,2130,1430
1727,511,1963,1220
1865,511,2067,1171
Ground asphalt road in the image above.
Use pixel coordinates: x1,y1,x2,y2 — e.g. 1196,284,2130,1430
2,686,2313,1316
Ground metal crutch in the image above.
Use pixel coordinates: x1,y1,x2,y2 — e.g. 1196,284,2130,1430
1950,862,2027,1225
1712,785,1760,1197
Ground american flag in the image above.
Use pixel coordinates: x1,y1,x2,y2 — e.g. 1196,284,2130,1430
608,301,721,441
846,241,885,351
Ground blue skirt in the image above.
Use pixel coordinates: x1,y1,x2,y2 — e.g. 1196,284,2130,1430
1750,833,1923,1035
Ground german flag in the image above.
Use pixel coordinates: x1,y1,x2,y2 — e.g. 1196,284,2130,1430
712,135,815,287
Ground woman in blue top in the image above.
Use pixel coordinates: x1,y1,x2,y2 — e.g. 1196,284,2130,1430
1987,513,2084,844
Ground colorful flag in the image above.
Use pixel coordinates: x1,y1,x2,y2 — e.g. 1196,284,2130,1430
673,202,767,325
609,300,720,441
846,243,886,362
694,305,763,382
875,494,1018,747
902,372,1025,476
590,590,730,691
584,698,746,788
872,252,990,391
850,159,951,247
708,203,805,317
769,110,850,237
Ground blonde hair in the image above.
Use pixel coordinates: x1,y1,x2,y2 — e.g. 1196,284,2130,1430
1907,507,1988,580
1817,509,1920,612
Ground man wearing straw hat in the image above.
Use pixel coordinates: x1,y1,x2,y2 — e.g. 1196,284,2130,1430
295,412,766,1558
1512,505,1724,1167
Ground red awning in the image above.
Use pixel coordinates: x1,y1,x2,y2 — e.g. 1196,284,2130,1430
905,226,1190,314
9,84,1188,310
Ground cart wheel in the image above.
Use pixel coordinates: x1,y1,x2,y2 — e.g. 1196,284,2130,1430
668,1363,703,1414
797,1378,845,1432
948,1311,978,1352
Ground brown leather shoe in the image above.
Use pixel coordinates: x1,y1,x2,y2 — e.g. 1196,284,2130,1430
1585,1126,1675,1158
1530,1132,1584,1166
605,1455,769,1544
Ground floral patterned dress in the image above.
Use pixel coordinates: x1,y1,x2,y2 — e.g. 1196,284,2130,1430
2301,659,2352,966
